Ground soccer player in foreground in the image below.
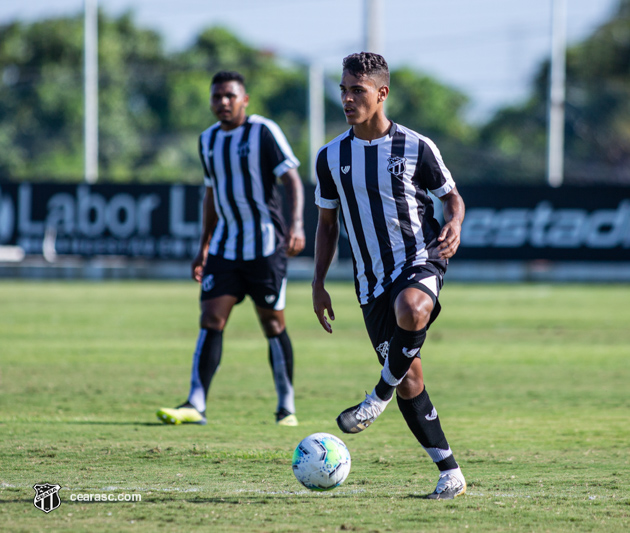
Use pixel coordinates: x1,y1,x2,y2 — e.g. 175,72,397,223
157,71,305,427
312,53,467,499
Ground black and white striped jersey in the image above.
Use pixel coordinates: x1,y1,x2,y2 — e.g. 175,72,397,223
315,122,456,305
198,114,299,261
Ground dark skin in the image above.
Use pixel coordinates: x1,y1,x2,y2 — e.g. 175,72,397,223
193,80,305,337
312,70,465,399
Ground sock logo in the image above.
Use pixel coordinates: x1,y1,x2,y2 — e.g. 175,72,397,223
402,347,420,358
425,407,438,421
376,341,390,359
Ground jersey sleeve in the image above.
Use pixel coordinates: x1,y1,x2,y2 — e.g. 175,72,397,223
198,131,213,188
260,120,300,178
314,146,340,209
414,137,455,198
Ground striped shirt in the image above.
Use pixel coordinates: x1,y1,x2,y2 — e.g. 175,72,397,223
315,122,455,305
198,114,299,261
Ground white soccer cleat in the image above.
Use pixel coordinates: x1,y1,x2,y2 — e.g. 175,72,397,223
426,467,467,500
336,391,391,434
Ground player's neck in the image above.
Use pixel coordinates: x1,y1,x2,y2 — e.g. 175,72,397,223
352,114,391,142
220,114,247,131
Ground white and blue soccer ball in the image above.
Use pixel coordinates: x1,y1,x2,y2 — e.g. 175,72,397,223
292,433,351,491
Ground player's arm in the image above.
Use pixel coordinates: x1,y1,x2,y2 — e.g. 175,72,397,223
279,168,305,257
437,186,465,260
312,206,340,333
192,186,218,282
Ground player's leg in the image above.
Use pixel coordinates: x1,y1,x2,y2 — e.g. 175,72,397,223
371,287,433,401
187,295,237,409
393,290,466,499
336,288,430,434
397,358,466,499
157,255,242,425
256,305,297,426
337,269,442,434
156,295,236,425
247,251,297,426
336,291,396,433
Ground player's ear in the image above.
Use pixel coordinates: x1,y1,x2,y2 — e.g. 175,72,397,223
243,93,250,107
377,85,389,103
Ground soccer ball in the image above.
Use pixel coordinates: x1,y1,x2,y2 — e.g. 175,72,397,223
292,433,351,491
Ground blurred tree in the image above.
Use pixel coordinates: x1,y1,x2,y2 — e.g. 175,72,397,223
478,0,630,184
3,3,628,185
387,67,477,181
0,14,309,183
0,17,85,179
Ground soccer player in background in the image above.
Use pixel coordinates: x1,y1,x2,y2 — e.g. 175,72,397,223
312,53,467,499
157,71,305,427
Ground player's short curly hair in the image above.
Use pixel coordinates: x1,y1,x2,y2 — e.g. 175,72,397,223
211,70,246,88
342,52,390,86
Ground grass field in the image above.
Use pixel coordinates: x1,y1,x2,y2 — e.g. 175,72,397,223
1,279,629,532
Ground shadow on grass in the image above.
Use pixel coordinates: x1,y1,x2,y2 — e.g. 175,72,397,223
66,421,164,426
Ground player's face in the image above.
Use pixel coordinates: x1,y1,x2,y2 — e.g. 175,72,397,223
339,70,386,126
210,81,249,130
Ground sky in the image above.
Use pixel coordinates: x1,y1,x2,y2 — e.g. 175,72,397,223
0,0,621,121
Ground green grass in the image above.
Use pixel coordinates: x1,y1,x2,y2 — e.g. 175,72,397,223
1,280,629,532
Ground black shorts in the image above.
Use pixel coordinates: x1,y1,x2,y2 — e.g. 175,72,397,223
200,249,288,310
361,263,444,365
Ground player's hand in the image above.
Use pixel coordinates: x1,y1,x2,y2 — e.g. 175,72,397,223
191,252,205,282
437,220,462,259
312,283,335,334
286,225,306,257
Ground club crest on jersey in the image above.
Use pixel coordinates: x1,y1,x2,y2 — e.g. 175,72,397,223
237,141,250,157
202,274,215,292
341,165,351,175
387,156,407,177
33,483,61,514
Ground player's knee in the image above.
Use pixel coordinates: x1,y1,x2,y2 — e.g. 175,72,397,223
395,296,432,330
199,312,227,331
262,319,284,338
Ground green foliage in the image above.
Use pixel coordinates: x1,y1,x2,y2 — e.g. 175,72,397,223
0,12,478,185
2,4,630,184
1,281,629,531
479,0,630,184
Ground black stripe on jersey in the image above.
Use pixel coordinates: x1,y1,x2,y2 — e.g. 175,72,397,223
412,140,444,264
365,145,394,288
316,146,339,202
390,129,417,269
222,135,245,259
339,136,377,296
238,122,264,257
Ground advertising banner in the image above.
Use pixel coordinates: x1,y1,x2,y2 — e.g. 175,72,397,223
1,182,629,261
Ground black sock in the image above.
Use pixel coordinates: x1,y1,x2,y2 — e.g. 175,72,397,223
268,329,295,413
388,325,426,379
374,326,426,401
397,387,459,471
187,328,223,413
